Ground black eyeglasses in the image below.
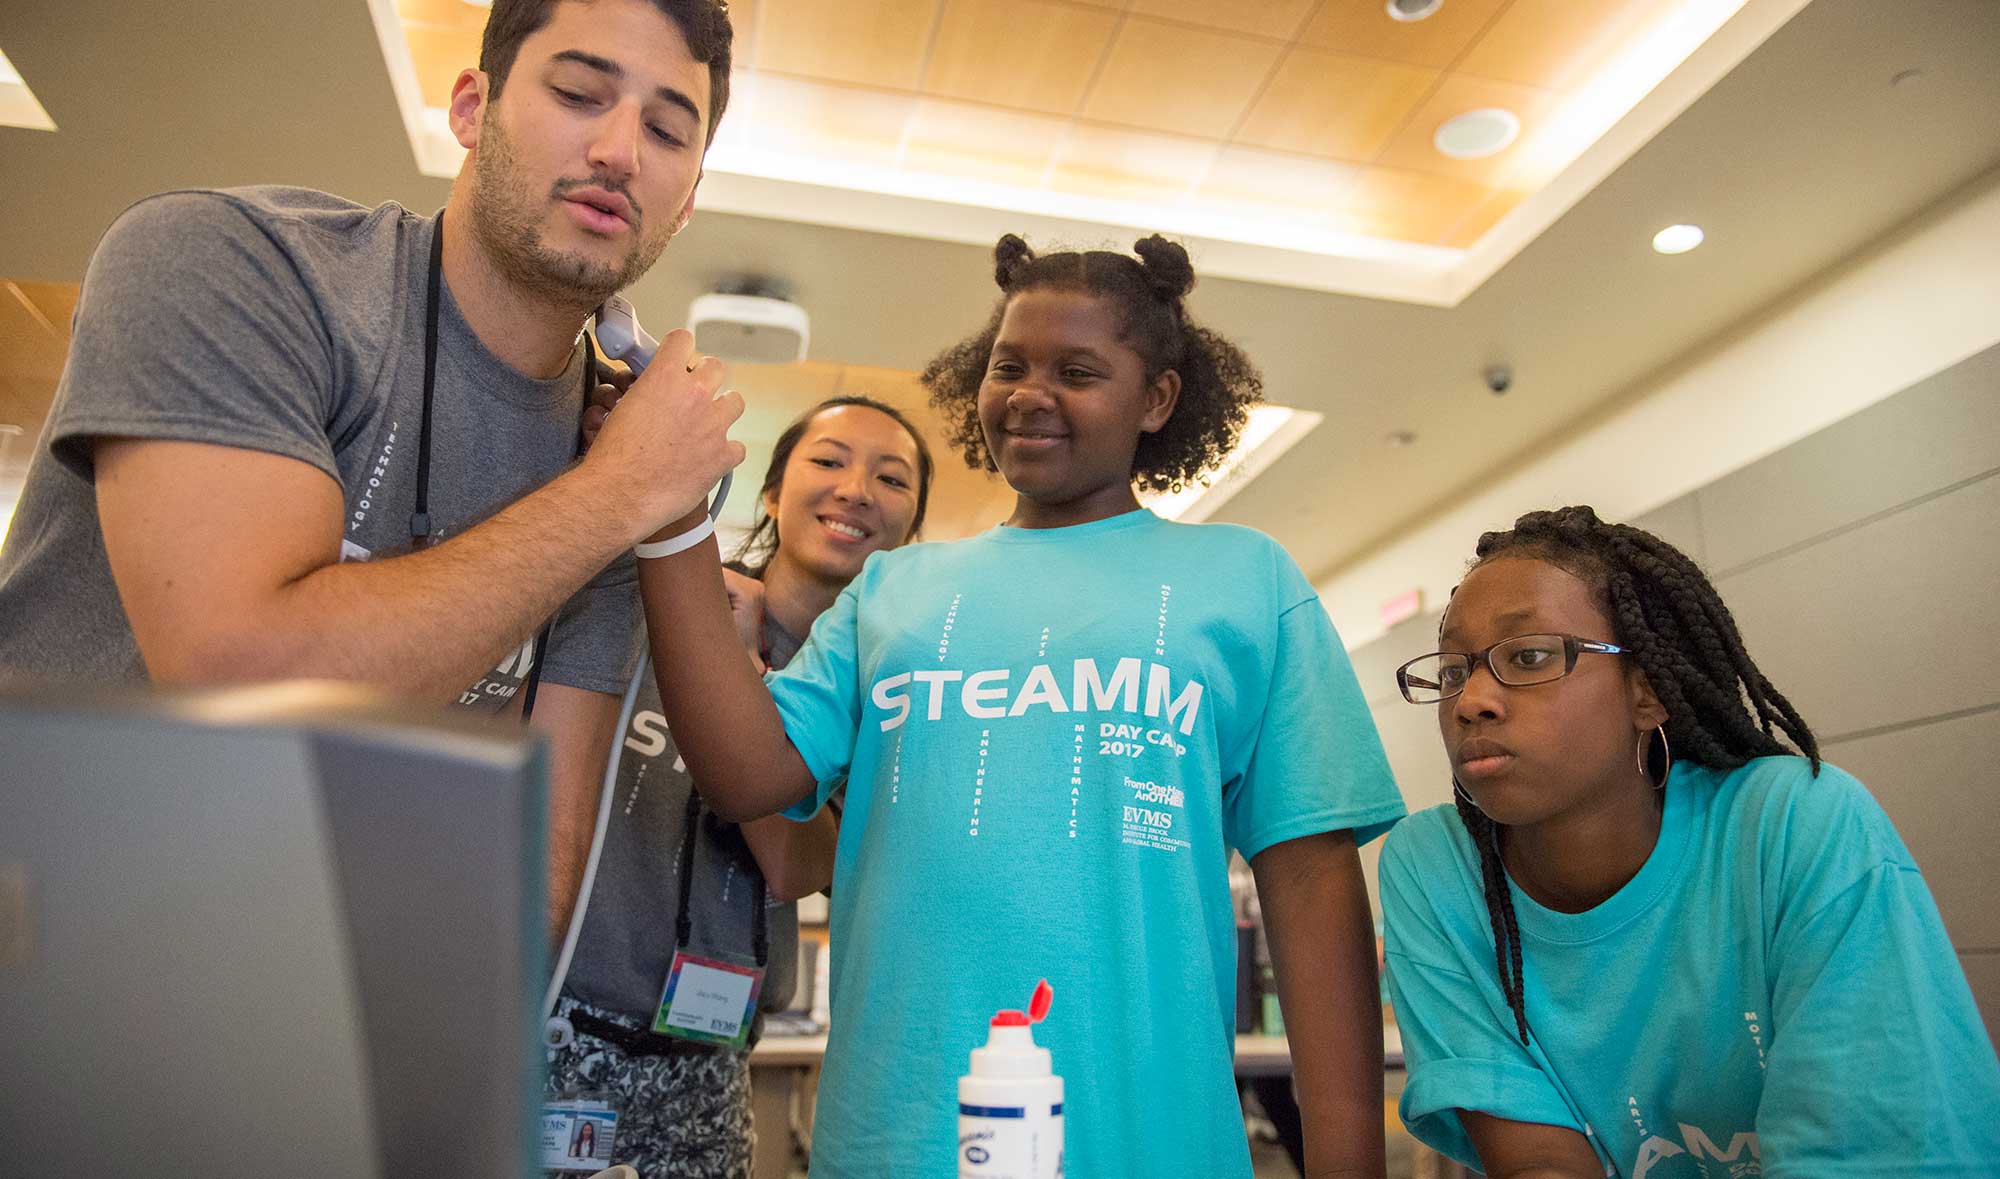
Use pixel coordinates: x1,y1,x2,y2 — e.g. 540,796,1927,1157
1396,633,1625,704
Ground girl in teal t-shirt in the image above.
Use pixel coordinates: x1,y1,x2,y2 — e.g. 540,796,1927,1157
1380,505,2000,1177
636,235,1406,1178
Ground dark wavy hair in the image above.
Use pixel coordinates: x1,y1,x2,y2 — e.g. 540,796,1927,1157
728,396,935,579
479,0,734,144
1455,505,1820,1044
920,233,1262,494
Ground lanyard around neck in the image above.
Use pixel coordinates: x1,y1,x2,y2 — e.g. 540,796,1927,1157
413,212,595,720
673,787,771,968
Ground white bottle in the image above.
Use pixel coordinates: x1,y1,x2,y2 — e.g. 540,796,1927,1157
958,979,1063,1179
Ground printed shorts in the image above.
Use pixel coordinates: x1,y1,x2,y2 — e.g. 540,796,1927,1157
545,996,756,1179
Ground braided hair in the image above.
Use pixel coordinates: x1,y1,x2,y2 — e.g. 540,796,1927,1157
921,233,1263,494
1457,505,1820,1044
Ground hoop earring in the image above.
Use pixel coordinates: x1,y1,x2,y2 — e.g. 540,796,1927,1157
1637,725,1671,789
1453,779,1481,810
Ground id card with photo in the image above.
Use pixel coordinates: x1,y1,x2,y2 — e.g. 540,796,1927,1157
654,950,763,1048
540,1100,618,1171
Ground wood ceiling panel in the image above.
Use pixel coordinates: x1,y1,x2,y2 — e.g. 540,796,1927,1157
1301,0,1512,70
0,281,68,435
395,0,489,36
1373,73,1561,185
1190,147,1361,223
1456,0,1660,92
1332,166,1494,244
902,100,1067,188
1046,123,1219,204
756,0,940,91
924,0,1117,116
404,21,482,108
1081,18,1284,139
1235,48,1437,162
1127,0,1320,41
1442,187,1526,249
740,76,914,165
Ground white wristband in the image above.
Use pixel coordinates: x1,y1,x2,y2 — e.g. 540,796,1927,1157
635,516,716,559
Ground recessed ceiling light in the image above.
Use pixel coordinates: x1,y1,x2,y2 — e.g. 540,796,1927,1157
1434,108,1520,160
1387,0,1444,21
1652,224,1705,254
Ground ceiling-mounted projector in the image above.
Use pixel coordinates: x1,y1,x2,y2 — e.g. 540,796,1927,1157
689,279,809,364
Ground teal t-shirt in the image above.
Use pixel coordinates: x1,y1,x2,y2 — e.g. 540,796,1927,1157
1381,756,2000,1178
768,509,1406,1179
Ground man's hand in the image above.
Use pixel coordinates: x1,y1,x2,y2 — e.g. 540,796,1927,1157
720,565,768,674
577,329,746,545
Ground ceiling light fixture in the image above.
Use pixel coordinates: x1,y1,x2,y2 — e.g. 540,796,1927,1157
1387,0,1444,21
1434,109,1520,160
1145,405,1323,522
1652,223,1705,254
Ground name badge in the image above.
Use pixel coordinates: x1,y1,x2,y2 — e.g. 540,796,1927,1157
654,949,764,1048
540,1099,618,1171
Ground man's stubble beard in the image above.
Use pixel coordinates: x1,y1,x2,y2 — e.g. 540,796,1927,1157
468,110,676,311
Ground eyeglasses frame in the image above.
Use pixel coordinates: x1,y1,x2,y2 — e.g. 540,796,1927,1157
1396,633,1626,704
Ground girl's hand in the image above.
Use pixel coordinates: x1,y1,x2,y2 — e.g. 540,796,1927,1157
720,565,768,674
580,365,635,451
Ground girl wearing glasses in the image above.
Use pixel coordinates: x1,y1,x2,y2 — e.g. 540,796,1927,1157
1378,505,1999,1178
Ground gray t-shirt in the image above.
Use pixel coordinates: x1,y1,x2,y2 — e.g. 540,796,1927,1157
0,187,639,708
562,615,806,1036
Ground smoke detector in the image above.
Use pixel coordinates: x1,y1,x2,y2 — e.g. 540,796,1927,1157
689,277,809,364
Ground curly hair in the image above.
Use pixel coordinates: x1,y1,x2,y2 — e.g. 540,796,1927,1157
920,233,1263,495
1453,505,1820,1044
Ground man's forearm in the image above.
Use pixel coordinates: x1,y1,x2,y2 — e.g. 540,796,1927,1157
166,465,635,699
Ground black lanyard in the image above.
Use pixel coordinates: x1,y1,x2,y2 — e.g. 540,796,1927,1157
672,789,771,968
413,213,593,722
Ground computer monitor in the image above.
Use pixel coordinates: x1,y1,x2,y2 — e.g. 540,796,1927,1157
0,680,548,1178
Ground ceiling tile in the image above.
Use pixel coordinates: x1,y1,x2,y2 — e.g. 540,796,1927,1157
740,75,915,166
404,21,483,108
1235,48,1438,161
1373,73,1562,185
1047,123,1220,205
902,100,1067,188
1127,0,1319,41
1080,18,1285,139
756,0,940,91
923,0,1118,116
1332,166,1495,246
1190,147,1362,222
1456,0,1660,92
395,0,488,36
1442,187,1526,249
727,0,761,67
1301,0,1512,70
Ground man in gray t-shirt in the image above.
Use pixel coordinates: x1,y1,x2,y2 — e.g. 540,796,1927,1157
0,0,742,942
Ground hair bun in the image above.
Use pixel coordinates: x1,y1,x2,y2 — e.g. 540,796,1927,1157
993,234,1036,290
1132,234,1194,300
